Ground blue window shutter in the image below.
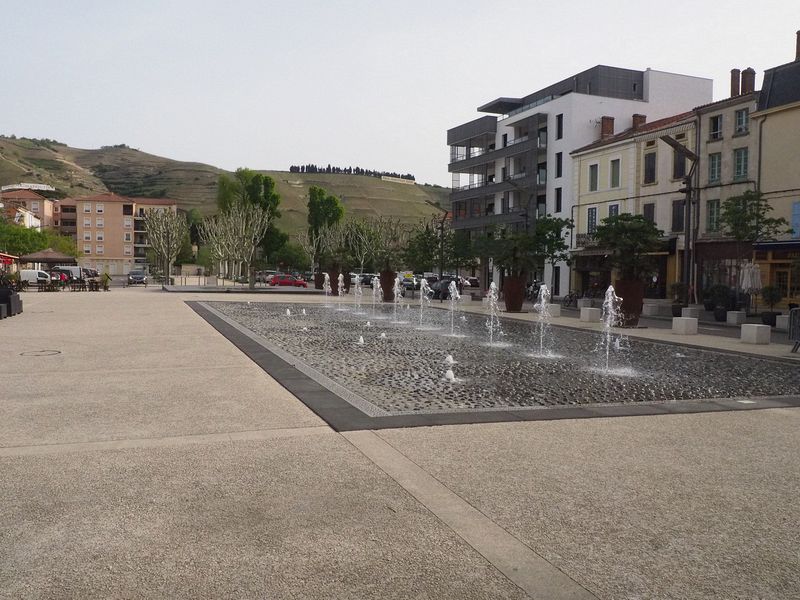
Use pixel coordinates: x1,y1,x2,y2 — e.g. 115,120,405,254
792,201,800,239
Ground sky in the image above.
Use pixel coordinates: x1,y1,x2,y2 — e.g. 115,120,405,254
2,0,798,187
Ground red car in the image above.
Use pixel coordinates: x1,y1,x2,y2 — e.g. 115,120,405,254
270,274,308,288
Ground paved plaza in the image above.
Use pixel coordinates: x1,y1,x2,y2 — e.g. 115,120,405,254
1,288,799,599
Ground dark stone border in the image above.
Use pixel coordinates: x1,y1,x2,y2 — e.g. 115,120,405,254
187,301,800,432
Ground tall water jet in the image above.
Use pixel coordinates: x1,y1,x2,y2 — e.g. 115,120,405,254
600,285,623,371
392,275,403,322
447,280,461,336
418,278,432,328
371,276,383,318
485,282,503,345
532,283,552,356
323,273,332,306
337,273,346,310
353,278,364,314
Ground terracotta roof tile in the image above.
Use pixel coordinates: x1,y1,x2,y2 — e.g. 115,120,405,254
571,111,694,154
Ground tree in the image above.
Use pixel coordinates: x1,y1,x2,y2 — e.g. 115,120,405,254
186,208,204,246
217,168,281,217
593,213,664,280
533,215,574,289
403,219,439,272
370,216,409,273
473,230,542,280
261,223,288,267
0,223,77,258
306,185,344,270
143,209,189,286
274,241,311,272
346,218,377,275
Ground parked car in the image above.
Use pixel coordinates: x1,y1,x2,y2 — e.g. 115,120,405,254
465,277,479,288
270,274,308,288
127,270,148,285
52,265,83,281
20,269,51,285
402,276,420,291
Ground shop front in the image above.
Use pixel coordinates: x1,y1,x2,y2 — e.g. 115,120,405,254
753,241,800,308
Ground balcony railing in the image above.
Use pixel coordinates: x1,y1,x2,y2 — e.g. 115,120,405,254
575,233,600,248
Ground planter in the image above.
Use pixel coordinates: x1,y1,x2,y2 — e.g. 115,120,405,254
379,269,396,303
713,307,728,322
328,268,342,296
761,311,780,327
502,276,526,312
614,279,644,327
314,272,324,290
703,300,715,312
671,304,686,318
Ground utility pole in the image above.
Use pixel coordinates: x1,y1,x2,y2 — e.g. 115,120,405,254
660,135,698,305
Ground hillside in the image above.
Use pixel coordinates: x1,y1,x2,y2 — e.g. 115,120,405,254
0,136,449,234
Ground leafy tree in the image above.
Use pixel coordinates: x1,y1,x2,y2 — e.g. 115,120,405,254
174,233,194,265
42,228,78,257
533,215,574,289
446,229,477,276
0,223,76,257
720,190,792,266
262,223,288,267
473,230,542,280
187,208,204,246
217,168,281,217
274,241,311,272
593,213,664,280
403,219,440,272
306,185,344,269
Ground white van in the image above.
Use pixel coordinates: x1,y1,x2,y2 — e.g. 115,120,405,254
20,269,50,285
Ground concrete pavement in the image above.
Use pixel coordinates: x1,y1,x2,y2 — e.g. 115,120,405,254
1,287,798,599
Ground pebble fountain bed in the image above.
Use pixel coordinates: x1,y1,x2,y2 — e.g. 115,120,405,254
203,289,800,425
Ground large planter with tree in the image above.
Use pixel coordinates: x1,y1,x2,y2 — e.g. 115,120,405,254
371,217,409,302
709,284,732,322
593,214,665,327
475,231,543,313
760,285,783,326
670,282,688,317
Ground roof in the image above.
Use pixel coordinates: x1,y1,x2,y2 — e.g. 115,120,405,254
571,111,695,155
60,192,177,205
477,97,523,114
758,59,800,111
693,90,759,113
18,248,78,264
0,189,48,201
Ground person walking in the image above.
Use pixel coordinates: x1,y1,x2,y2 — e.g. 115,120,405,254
101,271,112,291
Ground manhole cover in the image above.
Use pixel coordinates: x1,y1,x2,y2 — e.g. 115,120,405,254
19,350,61,357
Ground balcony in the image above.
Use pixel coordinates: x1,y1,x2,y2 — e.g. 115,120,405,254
450,173,539,202
575,233,600,248
449,136,544,173
451,209,530,231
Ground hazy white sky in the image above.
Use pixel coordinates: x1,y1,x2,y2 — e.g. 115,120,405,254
3,1,798,186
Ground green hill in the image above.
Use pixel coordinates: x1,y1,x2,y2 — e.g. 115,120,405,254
0,136,449,234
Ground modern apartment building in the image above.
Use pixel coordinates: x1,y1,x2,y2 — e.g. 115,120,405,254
447,65,712,295
56,192,178,275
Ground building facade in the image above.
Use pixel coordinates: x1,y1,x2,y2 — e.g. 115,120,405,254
447,65,712,295
56,192,178,275
0,188,54,228
571,112,696,298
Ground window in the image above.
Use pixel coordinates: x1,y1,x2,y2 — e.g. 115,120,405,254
735,109,749,134
83,244,91,255
96,231,104,241
709,115,723,140
556,114,563,140
555,187,562,213
707,199,720,232
31,201,39,212
124,232,132,242
83,231,91,241
792,201,800,240
644,152,657,184
555,152,563,178
96,244,104,255
124,245,133,256
643,203,655,222
96,217,104,228
83,203,92,213
608,204,619,217
123,204,133,216
610,159,620,188
83,217,91,227
672,200,685,232
587,207,598,234
673,149,686,180
589,164,599,191
708,153,721,184
96,203,104,214
124,217,133,228
54,205,60,213
733,148,748,180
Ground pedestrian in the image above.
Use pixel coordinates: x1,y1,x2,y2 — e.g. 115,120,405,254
101,271,112,291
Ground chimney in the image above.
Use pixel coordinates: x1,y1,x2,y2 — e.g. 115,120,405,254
741,67,756,94
600,116,615,139
730,68,741,96
796,30,800,61
632,114,647,129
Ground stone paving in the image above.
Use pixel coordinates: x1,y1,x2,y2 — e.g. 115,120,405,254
213,301,800,416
